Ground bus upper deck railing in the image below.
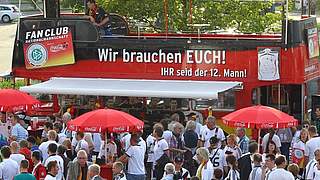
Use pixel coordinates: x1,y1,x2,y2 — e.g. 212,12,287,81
18,14,282,44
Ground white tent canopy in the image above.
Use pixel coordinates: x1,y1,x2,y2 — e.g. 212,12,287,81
20,77,242,99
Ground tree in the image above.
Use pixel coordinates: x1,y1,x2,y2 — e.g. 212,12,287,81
97,0,283,33
0,79,25,89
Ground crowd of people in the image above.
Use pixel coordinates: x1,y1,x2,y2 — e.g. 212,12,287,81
1,110,320,180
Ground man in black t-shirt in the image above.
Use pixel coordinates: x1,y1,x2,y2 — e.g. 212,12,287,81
86,0,111,35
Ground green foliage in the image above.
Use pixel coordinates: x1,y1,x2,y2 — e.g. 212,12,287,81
0,80,25,89
97,0,283,33
61,0,84,12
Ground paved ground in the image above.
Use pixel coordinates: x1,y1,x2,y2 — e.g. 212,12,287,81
0,22,16,76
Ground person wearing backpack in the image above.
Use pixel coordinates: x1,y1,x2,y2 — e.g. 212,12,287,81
183,121,198,155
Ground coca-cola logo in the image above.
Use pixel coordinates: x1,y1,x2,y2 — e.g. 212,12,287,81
12,105,25,112
84,127,98,132
112,126,127,132
261,123,275,128
287,122,295,127
234,122,246,127
50,42,68,53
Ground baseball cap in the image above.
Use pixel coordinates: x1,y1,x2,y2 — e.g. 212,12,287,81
209,136,219,145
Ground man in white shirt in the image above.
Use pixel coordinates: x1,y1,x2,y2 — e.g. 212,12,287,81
45,161,59,180
9,141,25,168
306,126,320,160
121,131,145,152
98,136,117,163
199,116,225,148
261,128,281,152
54,122,67,144
75,131,89,154
266,155,294,180
92,133,102,156
0,146,19,180
262,154,276,180
44,143,64,180
304,149,320,180
119,134,146,180
39,130,58,162
207,137,224,172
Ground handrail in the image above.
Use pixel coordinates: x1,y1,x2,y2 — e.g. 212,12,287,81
19,15,282,42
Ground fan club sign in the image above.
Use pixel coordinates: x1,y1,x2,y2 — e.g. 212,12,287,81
23,26,75,69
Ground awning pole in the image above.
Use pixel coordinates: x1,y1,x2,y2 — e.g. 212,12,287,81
301,84,305,123
278,84,281,110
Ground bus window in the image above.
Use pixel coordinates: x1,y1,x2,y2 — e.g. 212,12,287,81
194,89,235,111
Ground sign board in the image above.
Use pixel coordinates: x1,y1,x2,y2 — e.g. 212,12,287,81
96,48,249,80
23,26,75,69
307,28,319,59
257,47,280,81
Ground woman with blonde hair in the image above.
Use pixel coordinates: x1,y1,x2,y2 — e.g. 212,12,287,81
84,133,95,154
223,134,242,160
196,147,213,180
287,163,301,180
291,128,309,175
62,138,73,159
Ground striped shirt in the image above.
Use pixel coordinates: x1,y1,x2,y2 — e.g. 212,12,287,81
226,169,240,180
11,123,28,142
249,166,262,180
304,159,317,180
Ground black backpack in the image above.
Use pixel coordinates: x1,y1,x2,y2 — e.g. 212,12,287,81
183,130,198,148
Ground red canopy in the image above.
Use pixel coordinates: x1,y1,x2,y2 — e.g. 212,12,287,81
222,105,298,129
0,89,40,112
67,109,144,133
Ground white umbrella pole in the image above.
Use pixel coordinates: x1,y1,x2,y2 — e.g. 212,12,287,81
258,129,261,153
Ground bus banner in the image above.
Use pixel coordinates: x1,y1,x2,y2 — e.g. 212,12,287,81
23,26,75,69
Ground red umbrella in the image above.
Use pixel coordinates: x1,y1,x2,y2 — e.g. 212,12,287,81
222,105,298,151
222,105,298,129
67,109,144,133
0,89,40,112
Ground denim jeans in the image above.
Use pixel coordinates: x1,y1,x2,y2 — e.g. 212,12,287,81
126,173,146,180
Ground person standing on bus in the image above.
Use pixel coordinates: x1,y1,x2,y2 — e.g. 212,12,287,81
86,0,111,36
